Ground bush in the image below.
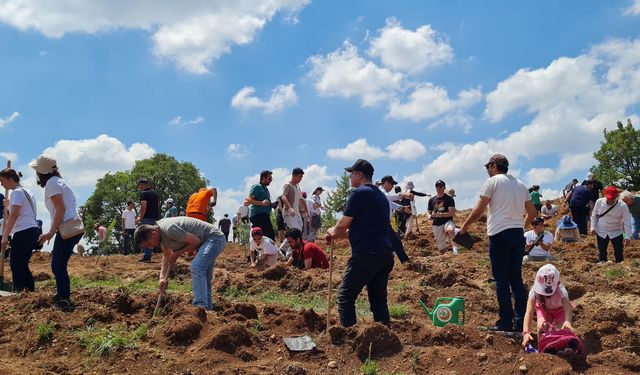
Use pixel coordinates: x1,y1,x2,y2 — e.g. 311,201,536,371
79,324,147,356
389,304,408,319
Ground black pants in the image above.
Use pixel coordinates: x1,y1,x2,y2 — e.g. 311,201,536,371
10,227,39,292
250,213,275,241
123,228,135,255
570,206,589,235
52,233,82,300
222,230,230,242
596,234,624,262
337,252,394,327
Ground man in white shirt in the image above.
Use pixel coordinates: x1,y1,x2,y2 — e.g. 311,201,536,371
121,201,137,255
540,200,558,220
590,186,632,264
379,175,412,221
279,168,309,256
460,154,537,333
523,217,556,263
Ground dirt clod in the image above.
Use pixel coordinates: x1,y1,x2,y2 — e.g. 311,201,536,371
163,315,203,345
226,303,258,320
353,323,402,361
203,324,253,354
260,264,289,280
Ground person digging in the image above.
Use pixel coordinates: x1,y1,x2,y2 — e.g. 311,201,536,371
134,216,226,310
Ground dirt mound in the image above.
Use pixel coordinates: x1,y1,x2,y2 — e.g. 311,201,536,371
260,264,290,280
590,350,640,372
564,281,586,300
421,269,459,287
416,324,479,348
225,303,258,320
109,290,140,315
268,309,325,333
353,323,402,361
594,307,635,324
162,315,203,345
202,324,253,354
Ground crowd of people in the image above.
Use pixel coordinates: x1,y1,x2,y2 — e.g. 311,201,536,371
1,152,638,358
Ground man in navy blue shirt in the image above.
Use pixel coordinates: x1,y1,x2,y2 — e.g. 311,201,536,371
326,159,395,327
566,180,595,235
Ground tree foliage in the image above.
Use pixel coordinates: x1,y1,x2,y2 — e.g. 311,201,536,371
81,154,208,249
324,172,352,213
591,119,640,190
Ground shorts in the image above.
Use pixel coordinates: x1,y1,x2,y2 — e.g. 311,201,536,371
432,220,456,250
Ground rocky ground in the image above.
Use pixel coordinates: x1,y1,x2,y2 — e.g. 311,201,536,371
0,206,638,374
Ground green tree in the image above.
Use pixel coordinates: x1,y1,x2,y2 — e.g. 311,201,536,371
591,119,640,190
324,172,352,213
81,154,208,250
320,172,351,231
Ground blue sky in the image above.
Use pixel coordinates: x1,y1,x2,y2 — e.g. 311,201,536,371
1,0,640,222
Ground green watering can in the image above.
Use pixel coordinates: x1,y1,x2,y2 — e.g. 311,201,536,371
419,296,465,327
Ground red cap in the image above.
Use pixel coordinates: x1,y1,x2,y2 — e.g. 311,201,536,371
604,186,618,199
251,227,263,236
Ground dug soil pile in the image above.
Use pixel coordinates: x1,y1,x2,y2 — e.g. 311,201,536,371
0,204,639,374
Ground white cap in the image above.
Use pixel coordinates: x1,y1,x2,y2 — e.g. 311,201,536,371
166,198,174,204
405,181,415,190
29,154,58,174
533,264,560,296
586,172,594,180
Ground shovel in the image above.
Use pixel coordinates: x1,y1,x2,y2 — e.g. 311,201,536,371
0,160,14,292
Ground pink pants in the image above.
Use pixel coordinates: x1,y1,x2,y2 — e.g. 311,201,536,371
536,303,565,326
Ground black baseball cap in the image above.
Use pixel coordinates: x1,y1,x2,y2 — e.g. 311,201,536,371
137,178,149,184
260,170,273,179
435,179,446,187
345,159,374,176
381,175,398,185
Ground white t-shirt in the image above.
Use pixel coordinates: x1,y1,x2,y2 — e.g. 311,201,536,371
541,205,558,217
305,199,314,215
44,176,80,224
121,209,136,230
312,195,322,215
524,230,554,257
8,187,38,234
250,236,278,255
479,174,531,236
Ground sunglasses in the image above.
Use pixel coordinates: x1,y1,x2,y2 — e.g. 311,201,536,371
484,163,494,169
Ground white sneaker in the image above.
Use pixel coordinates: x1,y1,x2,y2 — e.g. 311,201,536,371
597,261,607,265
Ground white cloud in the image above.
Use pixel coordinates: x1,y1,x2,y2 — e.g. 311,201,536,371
402,38,640,210
388,84,482,122
0,0,309,74
0,152,18,162
624,0,640,15
226,143,250,160
231,83,298,113
327,138,426,161
368,17,453,74
168,115,205,126
34,134,156,187
326,138,386,160
0,111,19,128
308,41,404,107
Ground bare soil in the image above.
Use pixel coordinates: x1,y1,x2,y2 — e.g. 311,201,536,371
0,205,639,374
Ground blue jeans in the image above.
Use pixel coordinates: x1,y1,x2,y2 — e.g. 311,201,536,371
488,228,527,330
10,227,39,292
51,232,82,300
191,235,225,310
632,217,640,240
337,252,394,327
140,218,157,260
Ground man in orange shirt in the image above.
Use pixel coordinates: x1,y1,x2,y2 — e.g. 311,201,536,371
186,187,217,222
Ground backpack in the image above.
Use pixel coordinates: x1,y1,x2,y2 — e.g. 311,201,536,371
538,328,584,355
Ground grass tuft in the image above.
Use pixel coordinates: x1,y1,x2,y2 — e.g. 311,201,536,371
361,343,379,375
606,268,626,278
388,304,408,320
37,321,55,342
78,324,147,356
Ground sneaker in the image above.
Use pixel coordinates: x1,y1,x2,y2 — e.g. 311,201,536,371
486,324,515,333
138,258,151,263
597,261,607,265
